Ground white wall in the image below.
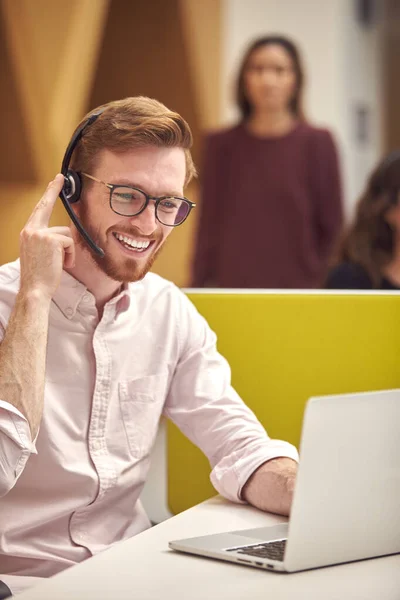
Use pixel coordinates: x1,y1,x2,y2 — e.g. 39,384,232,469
339,0,385,211
221,0,385,217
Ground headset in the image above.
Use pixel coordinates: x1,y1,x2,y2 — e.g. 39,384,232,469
59,110,105,257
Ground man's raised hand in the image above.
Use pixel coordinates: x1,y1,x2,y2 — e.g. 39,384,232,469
19,174,76,300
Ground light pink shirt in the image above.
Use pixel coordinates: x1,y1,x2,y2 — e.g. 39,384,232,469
0,259,298,581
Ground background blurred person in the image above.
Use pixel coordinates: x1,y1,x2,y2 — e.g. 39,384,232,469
326,150,400,289
191,35,343,289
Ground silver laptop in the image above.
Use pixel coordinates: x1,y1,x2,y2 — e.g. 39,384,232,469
169,389,400,572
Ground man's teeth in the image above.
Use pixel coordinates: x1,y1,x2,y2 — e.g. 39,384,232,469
114,233,150,249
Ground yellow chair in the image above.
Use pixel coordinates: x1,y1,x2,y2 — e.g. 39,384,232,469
167,291,400,514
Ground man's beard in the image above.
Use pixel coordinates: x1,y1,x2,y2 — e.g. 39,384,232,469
76,206,163,283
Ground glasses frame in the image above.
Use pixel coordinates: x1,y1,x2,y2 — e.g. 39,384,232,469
80,172,196,227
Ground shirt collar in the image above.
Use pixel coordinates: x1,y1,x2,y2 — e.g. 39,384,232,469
53,271,131,319
106,283,131,316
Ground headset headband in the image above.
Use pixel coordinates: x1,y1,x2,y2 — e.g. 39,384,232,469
61,110,104,176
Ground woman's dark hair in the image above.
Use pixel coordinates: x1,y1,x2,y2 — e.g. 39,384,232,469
236,35,306,121
332,150,400,287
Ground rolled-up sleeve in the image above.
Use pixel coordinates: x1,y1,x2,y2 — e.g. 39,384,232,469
163,291,299,503
0,401,37,498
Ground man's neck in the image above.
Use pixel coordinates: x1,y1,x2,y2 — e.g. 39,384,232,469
246,110,297,138
65,251,122,317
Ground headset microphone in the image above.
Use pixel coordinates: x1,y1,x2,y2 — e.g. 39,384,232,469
59,110,105,257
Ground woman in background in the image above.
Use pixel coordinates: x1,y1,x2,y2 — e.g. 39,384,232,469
326,150,400,289
191,35,343,289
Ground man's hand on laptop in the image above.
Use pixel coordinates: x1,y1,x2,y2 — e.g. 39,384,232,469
241,457,297,516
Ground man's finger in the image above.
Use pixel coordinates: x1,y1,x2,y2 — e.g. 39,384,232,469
54,233,76,269
26,174,66,228
47,226,73,237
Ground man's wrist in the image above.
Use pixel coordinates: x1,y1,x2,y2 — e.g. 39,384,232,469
242,457,298,516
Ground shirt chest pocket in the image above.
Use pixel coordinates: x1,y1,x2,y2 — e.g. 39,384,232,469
118,373,168,460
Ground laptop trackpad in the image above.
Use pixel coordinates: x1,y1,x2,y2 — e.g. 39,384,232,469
231,523,289,542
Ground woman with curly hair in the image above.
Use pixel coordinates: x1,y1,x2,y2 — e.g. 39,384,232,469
326,150,400,289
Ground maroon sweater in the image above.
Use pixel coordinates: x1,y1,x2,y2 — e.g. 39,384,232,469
191,122,343,288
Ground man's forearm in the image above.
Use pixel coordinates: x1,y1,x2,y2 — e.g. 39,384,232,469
241,457,298,516
0,290,51,438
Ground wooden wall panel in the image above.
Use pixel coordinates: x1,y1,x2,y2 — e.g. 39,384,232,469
0,12,36,182
179,0,222,130
88,0,201,162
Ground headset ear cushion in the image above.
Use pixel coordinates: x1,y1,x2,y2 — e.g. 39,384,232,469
64,170,82,204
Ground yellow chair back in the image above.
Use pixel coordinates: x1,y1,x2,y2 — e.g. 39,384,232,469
167,292,400,514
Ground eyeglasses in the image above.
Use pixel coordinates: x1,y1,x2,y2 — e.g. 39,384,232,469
80,172,196,227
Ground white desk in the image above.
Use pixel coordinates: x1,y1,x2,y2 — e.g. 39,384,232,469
15,496,400,600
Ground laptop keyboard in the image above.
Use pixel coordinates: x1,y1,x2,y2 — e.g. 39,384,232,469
227,539,287,562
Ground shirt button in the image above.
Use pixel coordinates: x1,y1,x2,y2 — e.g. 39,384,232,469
65,307,73,317
82,293,91,303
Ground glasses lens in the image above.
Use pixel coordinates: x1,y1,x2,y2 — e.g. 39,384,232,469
111,187,146,216
157,198,190,226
